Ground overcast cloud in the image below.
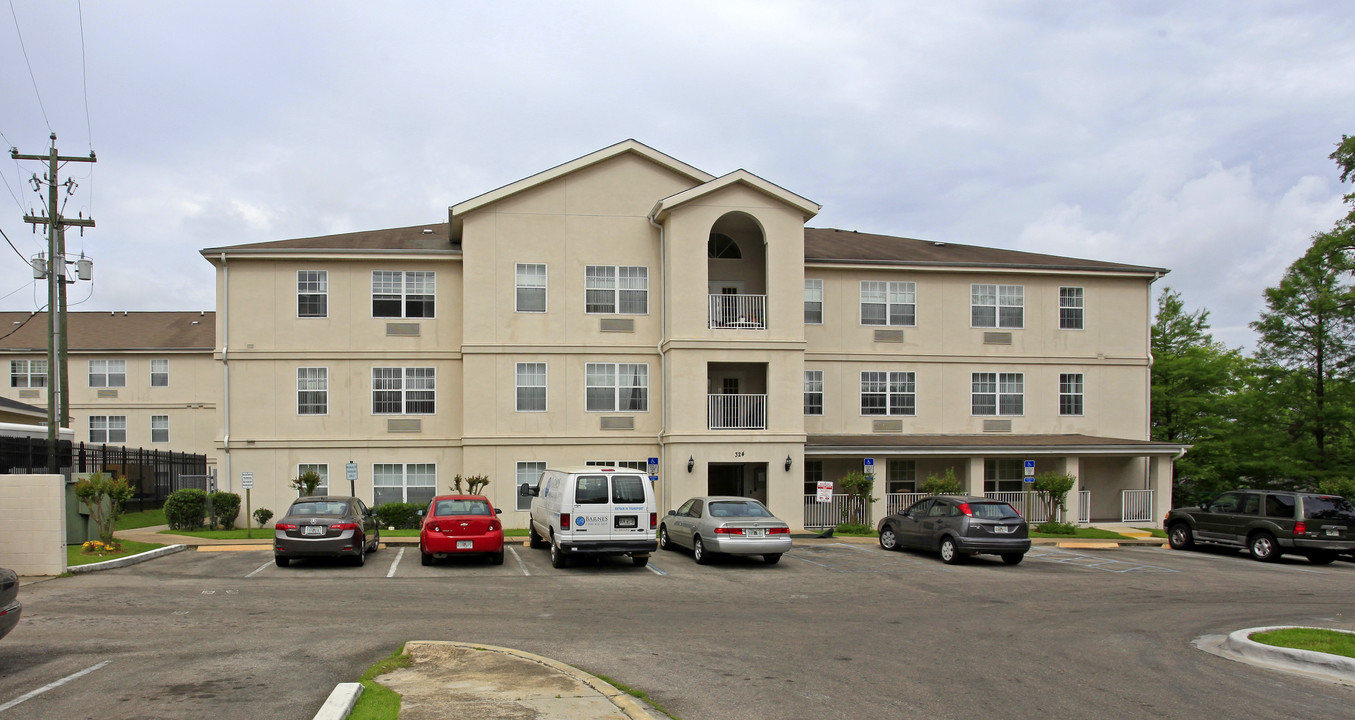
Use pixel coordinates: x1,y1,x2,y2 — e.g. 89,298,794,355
2,1,1352,349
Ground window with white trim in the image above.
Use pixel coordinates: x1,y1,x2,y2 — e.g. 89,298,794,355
861,371,916,415
298,463,330,496
860,281,916,326
516,362,547,412
516,263,547,313
516,461,546,511
585,363,648,412
886,459,917,493
298,367,328,415
971,284,1023,328
804,279,823,324
372,367,435,414
585,265,647,314
150,359,169,387
585,460,648,471
985,458,1024,492
804,370,824,415
1059,287,1084,330
151,415,169,443
372,270,435,318
373,463,435,506
972,372,1023,415
298,270,328,318
89,359,126,388
10,359,46,388
1059,373,1084,416
803,460,823,494
89,415,127,444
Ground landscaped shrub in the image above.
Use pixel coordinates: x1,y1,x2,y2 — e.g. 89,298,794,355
1034,521,1078,535
253,507,273,527
921,468,963,495
164,489,208,530
833,522,874,535
375,502,423,529
209,492,242,530
289,470,323,497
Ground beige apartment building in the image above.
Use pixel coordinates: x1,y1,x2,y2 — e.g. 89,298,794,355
197,140,1183,529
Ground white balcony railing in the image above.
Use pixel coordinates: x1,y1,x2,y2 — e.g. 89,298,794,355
709,294,767,329
708,393,767,429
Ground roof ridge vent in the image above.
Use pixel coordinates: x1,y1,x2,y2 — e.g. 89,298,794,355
934,242,947,247
422,228,434,234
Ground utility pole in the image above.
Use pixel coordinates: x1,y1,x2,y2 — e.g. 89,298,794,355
13,133,96,473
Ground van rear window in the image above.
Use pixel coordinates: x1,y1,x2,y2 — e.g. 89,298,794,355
575,476,609,504
612,476,646,503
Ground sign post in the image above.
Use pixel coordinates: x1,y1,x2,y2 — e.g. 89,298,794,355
241,472,255,538
346,461,358,496
1023,460,1035,521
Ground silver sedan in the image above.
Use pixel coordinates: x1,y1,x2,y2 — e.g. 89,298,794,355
659,496,792,565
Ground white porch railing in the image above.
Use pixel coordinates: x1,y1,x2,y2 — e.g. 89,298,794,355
1078,490,1090,524
803,494,870,528
707,394,767,430
885,492,927,515
709,294,767,329
1121,489,1154,523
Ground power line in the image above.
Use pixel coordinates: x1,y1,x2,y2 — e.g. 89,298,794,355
0,310,39,342
78,0,93,152
0,224,31,263
0,280,33,302
7,0,52,132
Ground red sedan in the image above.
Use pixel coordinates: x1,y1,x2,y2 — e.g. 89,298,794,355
419,495,505,565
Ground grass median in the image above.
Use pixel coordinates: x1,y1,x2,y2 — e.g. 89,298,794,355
67,539,166,566
1250,628,1355,659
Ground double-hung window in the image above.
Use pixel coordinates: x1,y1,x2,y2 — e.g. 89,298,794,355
985,459,1024,492
373,463,435,506
516,461,546,510
298,463,330,496
886,459,917,493
515,263,547,313
150,359,169,387
585,363,648,412
10,359,46,388
372,271,435,318
972,372,1023,415
372,367,435,414
971,284,1023,328
516,362,547,412
1059,373,1084,416
860,281,916,326
585,266,647,314
90,415,127,444
803,460,823,495
804,279,823,324
298,367,328,415
298,270,328,318
804,370,824,415
89,359,126,388
151,415,169,443
861,371,916,415
1059,287,1084,330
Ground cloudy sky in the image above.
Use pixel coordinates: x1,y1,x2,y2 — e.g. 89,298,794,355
2,1,1352,349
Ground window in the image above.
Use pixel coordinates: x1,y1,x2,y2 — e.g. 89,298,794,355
514,263,547,313
373,463,435,506
151,415,169,443
150,359,169,387
708,233,742,258
860,281,916,326
299,463,330,496
804,279,823,324
861,371,916,415
886,459,917,493
298,270,328,318
972,372,1023,415
89,415,127,444
804,370,824,415
1059,287,1084,330
298,367,328,415
585,460,648,471
372,367,435,414
971,284,1023,328
516,461,546,511
88,359,126,388
984,459,1023,492
516,362,547,412
803,460,823,494
585,265,647,314
585,363,648,412
1059,373,1083,416
372,270,435,318
10,359,46,388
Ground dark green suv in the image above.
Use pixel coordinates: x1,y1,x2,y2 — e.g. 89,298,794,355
1165,490,1355,564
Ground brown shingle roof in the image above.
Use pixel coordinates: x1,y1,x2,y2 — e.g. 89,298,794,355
0,312,215,352
202,223,456,255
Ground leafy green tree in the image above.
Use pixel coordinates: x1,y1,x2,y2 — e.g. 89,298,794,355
919,467,963,495
1031,471,1076,522
836,471,876,525
74,472,134,544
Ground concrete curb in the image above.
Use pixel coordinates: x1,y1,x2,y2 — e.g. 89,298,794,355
1195,626,1355,686
311,682,363,720
69,544,188,574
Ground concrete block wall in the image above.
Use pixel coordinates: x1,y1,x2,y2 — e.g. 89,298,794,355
0,474,68,575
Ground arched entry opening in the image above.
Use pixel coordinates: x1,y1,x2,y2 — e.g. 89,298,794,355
707,212,767,329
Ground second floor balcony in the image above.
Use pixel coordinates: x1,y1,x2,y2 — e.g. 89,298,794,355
708,294,766,330
708,393,767,430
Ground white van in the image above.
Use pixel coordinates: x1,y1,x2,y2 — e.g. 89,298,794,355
520,466,658,568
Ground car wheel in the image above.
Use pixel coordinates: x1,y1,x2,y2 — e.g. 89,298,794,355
352,540,367,567
490,550,505,566
939,537,963,565
659,526,673,551
1001,553,1025,566
369,529,380,553
1167,523,1194,550
878,526,899,551
693,536,710,565
274,555,289,568
550,539,568,569
420,544,432,566
1248,531,1281,562
529,523,545,549
1307,551,1337,565
631,554,649,568
764,553,782,565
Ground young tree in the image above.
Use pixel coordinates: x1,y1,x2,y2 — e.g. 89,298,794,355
74,472,135,545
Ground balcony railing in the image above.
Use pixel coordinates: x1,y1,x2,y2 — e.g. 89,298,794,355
709,294,766,330
708,393,767,429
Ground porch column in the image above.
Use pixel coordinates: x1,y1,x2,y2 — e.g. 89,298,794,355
966,456,985,496
1062,455,1081,524
1149,454,1173,526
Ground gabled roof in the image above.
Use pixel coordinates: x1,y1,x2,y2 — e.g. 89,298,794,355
0,312,215,352
0,396,45,419
804,228,1167,275
650,169,821,221
202,223,455,258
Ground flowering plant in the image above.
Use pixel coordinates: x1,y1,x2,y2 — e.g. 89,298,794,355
80,539,121,555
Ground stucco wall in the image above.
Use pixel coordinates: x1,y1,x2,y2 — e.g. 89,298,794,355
0,474,67,575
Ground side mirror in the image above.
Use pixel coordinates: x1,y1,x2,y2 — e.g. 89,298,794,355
667,510,677,516
416,508,425,516
1199,503,1210,511
519,483,538,497
494,508,502,515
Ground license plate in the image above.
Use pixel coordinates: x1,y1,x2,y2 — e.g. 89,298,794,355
303,526,325,536
992,525,1011,534
745,528,765,537
616,516,637,528
456,540,473,549
1326,528,1341,537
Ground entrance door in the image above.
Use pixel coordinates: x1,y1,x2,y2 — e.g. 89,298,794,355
708,464,743,497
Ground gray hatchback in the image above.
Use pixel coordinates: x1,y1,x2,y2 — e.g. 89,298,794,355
274,496,380,567
1165,490,1355,563
877,495,1030,565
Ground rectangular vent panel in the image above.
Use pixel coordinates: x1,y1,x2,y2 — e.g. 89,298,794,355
983,332,1013,345
386,323,421,337
386,418,422,433
17,390,38,399
872,419,903,433
600,416,634,430
97,389,119,399
874,329,905,343
600,318,634,333
983,419,1012,432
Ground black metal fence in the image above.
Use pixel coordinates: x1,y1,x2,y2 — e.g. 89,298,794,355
0,436,209,512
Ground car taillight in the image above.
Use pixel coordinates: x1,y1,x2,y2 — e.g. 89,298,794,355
957,503,973,516
489,520,501,531
649,512,657,529
275,523,298,531
768,527,790,534
560,513,570,530
1294,521,1307,535
714,527,744,535
331,523,358,531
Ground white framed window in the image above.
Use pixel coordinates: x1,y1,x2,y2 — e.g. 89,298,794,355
804,370,824,415
150,359,169,387
860,281,916,326
585,362,648,412
1059,373,1084,416
515,263,547,313
804,279,823,324
89,415,127,444
10,359,47,388
516,461,547,511
373,463,435,506
585,460,648,470
298,463,330,496
972,372,1024,415
372,367,435,414
88,359,126,388
516,362,547,412
151,415,169,443
585,265,648,314
971,284,1023,328
985,458,1024,492
886,459,917,493
298,270,328,318
372,270,435,318
861,371,916,415
803,460,823,494
298,367,328,415
1060,287,1084,330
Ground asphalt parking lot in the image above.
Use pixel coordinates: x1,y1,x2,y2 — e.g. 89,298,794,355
3,541,1354,719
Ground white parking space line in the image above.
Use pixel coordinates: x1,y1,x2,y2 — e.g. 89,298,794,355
507,545,531,576
645,562,667,576
1026,548,1179,573
0,660,111,712
386,548,404,578
244,560,272,578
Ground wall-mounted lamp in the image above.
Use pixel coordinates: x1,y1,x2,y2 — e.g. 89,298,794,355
687,456,695,473
785,455,793,472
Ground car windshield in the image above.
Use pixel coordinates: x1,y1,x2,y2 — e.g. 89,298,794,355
289,501,347,517
1303,495,1355,522
435,499,490,516
970,502,1021,519
709,501,773,518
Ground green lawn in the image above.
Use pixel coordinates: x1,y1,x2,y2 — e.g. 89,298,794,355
348,646,411,720
67,539,166,566
1029,527,1130,539
157,527,272,539
1251,628,1355,659
115,508,166,530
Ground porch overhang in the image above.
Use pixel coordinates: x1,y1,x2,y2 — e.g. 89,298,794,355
805,434,1189,457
